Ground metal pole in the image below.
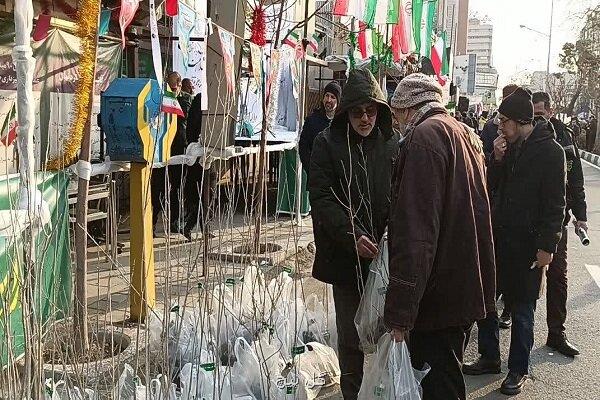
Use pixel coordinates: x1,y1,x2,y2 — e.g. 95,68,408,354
546,0,554,91
294,0,311,225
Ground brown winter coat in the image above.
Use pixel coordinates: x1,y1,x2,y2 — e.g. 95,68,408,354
384,107,496,331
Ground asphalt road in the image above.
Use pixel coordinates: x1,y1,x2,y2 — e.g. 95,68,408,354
465,160,600,399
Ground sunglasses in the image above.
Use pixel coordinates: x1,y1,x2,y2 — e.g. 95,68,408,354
349,106,378,119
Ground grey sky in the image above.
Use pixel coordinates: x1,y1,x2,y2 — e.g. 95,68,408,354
469,0,600,86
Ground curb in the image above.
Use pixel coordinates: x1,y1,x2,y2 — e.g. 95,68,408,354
579,150,600,168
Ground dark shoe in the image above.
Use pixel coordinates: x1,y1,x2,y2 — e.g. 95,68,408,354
500,372,527,395
499,312,512,329
547,333,580,357
462,357,501,375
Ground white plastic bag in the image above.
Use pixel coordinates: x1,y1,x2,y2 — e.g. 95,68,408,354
325,285,338,354
45,379,97,400
358,334,429,400
303,294,328,345
230,337,264,399
355,234,389,353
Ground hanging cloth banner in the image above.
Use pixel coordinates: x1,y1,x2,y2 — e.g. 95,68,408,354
99,9,112,36
176,2,196,72
165,0,179,17
33,14,52,42
218,27,236,94
119,0,140,48
148,0,163,87
0,100,18,146
249,42,263,90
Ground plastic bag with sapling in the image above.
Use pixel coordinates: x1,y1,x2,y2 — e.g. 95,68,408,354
230,337,265,399
180,361,222,400
325,284,338,354
264,271,294,318
114,364,177,400
354,234,389,353
358,334,429,400
44,379,97,400
239,265,268,323
303,294,328,345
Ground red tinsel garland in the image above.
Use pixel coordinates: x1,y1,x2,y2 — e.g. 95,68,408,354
250,6,266,47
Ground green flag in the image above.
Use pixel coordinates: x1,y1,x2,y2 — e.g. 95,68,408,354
412,0,424,54
420,0,437,58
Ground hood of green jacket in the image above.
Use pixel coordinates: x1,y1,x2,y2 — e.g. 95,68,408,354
330,68,393,139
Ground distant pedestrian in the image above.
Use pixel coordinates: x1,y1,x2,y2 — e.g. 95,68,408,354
181,78,195,95
531,91,586,357
586,115,597,151
464,88,566,396
479,84,518,163
309,69,397,399
298,81,341,178
386,73,496,400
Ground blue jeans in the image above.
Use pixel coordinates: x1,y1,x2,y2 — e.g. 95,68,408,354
477,312,501,361
507,300,537,376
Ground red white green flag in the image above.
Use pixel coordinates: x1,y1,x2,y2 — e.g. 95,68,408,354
431,35,447,86
0,101,17,146
161,89,184,116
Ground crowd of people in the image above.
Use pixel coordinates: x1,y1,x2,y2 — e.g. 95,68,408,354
301,70,588,399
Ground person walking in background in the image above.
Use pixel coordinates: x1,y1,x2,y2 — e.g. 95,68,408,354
586,115,597,151
464,88,566,395
298,81,341,178
169,77,194,234
480,84,518,164
309,69,398,399
532,91,587,357
385,74,496,400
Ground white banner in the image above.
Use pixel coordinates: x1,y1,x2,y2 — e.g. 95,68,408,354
149,0,163,88
173,0,208,110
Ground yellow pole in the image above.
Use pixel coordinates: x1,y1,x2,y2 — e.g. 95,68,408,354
129,162,156,321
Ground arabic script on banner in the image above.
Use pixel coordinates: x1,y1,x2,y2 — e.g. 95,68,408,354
218,28,236,95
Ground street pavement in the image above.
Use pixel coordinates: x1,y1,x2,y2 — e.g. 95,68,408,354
465,161,600,399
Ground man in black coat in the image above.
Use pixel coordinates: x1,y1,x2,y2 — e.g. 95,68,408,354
480,84,518,164
309,69,398,399
530,91,587,357
464,88,566,395
298,81,341,178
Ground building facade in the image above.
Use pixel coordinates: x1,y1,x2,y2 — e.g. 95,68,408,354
466,17,498,107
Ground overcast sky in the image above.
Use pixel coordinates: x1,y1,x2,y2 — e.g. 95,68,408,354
469,0,600,86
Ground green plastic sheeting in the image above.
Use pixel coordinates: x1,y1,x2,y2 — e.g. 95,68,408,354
0,172,71,368
276,149,310,216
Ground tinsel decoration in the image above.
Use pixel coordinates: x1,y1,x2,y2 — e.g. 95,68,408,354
249,5,266,47
46,0,99,170
348,31,357,70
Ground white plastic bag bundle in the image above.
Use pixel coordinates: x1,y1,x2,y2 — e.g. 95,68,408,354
44,379,97,400
358,334,429,400
354,234,389,353
230,337,265,399
303,294,327,345
325,285,338,354
180,362,217,400
113,364,177,400
240,265,268,323
293,342,341,400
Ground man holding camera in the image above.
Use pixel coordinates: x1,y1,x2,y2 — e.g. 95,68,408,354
531,92,587,357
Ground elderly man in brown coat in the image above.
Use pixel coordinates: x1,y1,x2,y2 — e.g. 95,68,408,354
384,74,496,400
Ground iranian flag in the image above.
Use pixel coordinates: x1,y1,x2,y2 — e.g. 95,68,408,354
333,0,366,16
357,21,374,59
431,35,447,86
363,0,401,26
161,89,184,116
283,31,300,48
391,0,413,61
414,0,437,58
0,101,17,146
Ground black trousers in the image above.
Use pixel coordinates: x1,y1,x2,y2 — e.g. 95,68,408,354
151,168,167,230
409,326,470,400
547,227,568,337
332,282,364,400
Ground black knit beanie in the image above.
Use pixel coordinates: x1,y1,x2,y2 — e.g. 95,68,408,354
323,81,342,102
498,87,534,124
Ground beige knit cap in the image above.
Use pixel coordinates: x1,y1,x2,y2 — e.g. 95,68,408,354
391,73,443,109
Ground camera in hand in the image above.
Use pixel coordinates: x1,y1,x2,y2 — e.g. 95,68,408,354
576,227,590,246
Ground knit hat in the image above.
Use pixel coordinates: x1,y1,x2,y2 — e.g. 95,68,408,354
323,81,342,102
498,87,534,124
390,73,443,109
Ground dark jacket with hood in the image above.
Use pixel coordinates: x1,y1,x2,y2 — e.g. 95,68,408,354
171,92,194,155
299,108,332,177
384,105,496,332
550,117,586,224
488,120,566,301
309,69,399,285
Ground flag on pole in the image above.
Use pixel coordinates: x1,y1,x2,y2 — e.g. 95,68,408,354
442,31,449,76
431,35,447,85
161,89,184,116
308,33,322,53
119,0,140,48
283,31,300,48
391,0,413,61
165,0,178,16
333,0,351,15
0,102,18,146
218,27,236,94
419,0,437,58
358,21,374,59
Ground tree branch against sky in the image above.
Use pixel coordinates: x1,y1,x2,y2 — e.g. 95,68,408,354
469,0,600,86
